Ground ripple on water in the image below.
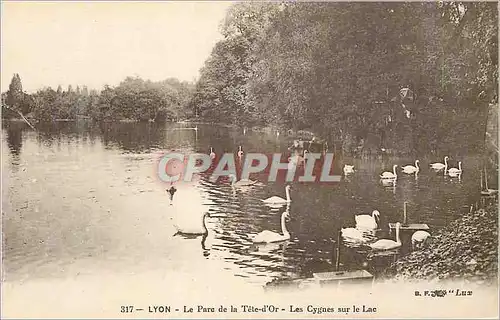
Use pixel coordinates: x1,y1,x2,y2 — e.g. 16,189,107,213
1,123,488,288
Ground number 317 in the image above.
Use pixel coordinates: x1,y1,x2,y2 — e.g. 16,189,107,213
121,306,134,313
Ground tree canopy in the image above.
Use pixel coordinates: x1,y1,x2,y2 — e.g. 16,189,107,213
2,75,194,123
191,2,498,156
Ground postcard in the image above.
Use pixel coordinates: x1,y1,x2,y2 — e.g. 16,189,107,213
1,1,498,318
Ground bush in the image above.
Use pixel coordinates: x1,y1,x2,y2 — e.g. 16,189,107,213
384,202,498,284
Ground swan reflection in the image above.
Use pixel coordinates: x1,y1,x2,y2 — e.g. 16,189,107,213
381,178,397,194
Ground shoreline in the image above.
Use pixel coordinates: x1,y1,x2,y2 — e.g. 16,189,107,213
264,201,498,291
1,117,322,141
383,201,498,283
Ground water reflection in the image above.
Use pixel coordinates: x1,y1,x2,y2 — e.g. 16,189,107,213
380,179,397,194
1,120,493,288
5,124,23,159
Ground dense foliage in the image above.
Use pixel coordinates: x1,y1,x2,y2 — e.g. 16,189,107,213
191,2,498,156
2,75,194,123
3,2,497,156
385,203,498,284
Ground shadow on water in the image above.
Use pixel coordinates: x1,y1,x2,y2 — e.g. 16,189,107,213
4,121,24,159
1,120,496,288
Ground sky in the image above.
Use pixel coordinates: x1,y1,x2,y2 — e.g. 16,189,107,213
1,1,233,93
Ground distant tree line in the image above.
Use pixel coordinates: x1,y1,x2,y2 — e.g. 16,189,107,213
2,75,195,123
190,2,498,155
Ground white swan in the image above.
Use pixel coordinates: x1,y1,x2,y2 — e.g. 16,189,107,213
448,161,462,177
411,230,431,250
173,212,210,235
430,156,449,171
252,210,291,243
355,210,380,229
341,228,367,243
402,160,419,174
209,147,216,159
228,174,258,187
343,164,355,174
380,165,398,179
262,185,291,204
368,222,402,251
237,146,244,158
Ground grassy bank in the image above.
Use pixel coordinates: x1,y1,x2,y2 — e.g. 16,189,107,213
384,202,498,284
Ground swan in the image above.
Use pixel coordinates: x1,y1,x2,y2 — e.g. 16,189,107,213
173,212,210,235
237,146,244,158
448,161,462,177
252,210,291,243
209,147,216,159
228,174,258,187
430,156,449,171
341,227,369,243
355,210,380,229
262,185,291,204
402,160,420,174
380,165,398,179
411,230,431,250
343,164,355,174
368,222,402,251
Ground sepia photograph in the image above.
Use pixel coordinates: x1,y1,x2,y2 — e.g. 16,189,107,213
1,1,498,318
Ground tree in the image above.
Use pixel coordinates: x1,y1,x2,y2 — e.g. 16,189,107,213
5,73,34,116
192,2,497,156
190,2,281,126
31,87,57,122
6,73,23,109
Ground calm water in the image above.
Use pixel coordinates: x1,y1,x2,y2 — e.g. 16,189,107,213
2,120,493,288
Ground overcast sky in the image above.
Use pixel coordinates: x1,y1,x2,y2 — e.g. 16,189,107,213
1,1,232,92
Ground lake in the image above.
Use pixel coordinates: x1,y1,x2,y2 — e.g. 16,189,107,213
2,120,492,290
